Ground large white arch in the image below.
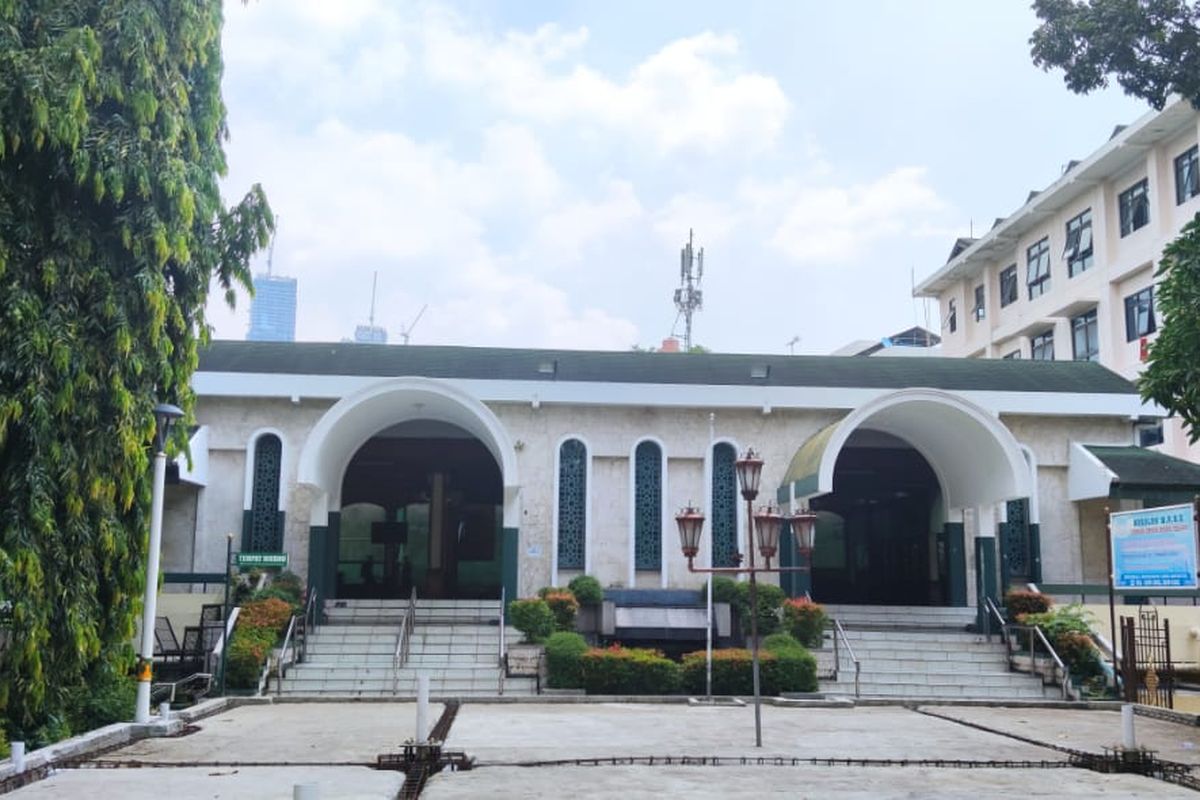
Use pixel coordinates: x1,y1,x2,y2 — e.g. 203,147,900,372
789,388,1031,509
296,377,520,526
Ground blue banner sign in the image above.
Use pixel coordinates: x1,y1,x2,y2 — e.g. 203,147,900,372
1110,503,1197,590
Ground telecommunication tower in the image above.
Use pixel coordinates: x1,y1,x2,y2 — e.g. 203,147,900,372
673,230,704,351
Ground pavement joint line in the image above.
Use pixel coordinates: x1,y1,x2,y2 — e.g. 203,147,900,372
476,755,1077,770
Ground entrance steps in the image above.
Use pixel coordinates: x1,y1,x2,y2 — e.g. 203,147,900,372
816,605,1059,701
275,599,536,698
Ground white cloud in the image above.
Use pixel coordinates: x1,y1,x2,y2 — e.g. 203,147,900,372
533,179,644,263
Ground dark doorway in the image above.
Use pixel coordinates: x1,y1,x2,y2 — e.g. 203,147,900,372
337,420,503,600
809,429,946,606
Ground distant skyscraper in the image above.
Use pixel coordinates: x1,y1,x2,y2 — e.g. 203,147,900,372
354,324,388,344
248,274,297,342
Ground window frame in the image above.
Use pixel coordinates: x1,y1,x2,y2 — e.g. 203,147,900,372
1002,349,1021,360
999,264,1018,308
1030,329,1055,361
1124,286,1156,342
1071,308,1099,362
1063,209,1094,277
946,298,957,333
972,284,985,322
1026,238,1051,300
1177,145,1199,205
1119,178,1150,236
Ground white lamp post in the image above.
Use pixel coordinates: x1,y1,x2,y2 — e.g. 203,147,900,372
134,402,184,723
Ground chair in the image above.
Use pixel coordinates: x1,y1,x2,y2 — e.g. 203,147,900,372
154,617,182,662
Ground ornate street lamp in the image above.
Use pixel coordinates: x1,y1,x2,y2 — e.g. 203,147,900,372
789,508,818,557
134,402,184,724
675,448,816,748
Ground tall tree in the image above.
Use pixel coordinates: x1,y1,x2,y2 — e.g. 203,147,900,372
1141,218,1200,441
1030,0,1200,109
0,1,271,738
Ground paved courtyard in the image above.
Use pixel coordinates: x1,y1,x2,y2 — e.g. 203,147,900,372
10,701,1200,798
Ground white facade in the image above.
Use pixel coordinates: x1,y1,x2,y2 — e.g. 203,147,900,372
916,98,1200,460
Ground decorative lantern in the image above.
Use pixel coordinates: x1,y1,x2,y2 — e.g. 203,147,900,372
753,504,784,562
734,449,764,501
675,505,706,559
789,508,818,556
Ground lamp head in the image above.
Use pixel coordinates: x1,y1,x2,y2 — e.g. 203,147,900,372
675,505,706,559
152,402,184,453
734,448,764,501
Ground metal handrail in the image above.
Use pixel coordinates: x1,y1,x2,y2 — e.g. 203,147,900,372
303,586,319,635
275,613,299,696
1005,622,1072,700
497,586,507,696
831,618,861,698
982,596,1007,643
393,587,417,694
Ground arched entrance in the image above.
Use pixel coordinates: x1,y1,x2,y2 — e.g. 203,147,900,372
297,378,521,603
779,389,1031,607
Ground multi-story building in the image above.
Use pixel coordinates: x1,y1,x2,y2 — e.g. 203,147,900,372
916,98,1200,460
247,274,298,342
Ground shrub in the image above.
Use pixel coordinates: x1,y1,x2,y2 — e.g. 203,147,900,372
239,598,294,635
580,644,681,695
762,632,804,654
545,631,588,689
510,598,555,643
568,575,604,606
736,581,786,636
1020,605,1102,682
1004,589,1051,618
70,663,136,733
251,586,301,612
226,626,277,689
782,598,827,648
543,591,579,632
0,727,8,759
272,570,304,599
711,576,740,606
1056,631,1104,681
1019,604,1092,641
681,645,817,696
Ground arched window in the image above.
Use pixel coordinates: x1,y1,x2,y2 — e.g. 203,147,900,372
633,440,662,571
711,442,738,567
249,434,283,552
557,438,587,570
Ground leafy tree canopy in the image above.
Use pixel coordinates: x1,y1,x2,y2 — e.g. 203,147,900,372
0,1,271,739
1030,0,1200,109
1142,217,1200,441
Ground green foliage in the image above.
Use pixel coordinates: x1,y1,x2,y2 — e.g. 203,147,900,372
712,577,740,606
681,646,818,696
0,727,7,759
542,591,579,632
271,571,304,600
0,0,272,736
251,585,301,612
544,631,588,689
1019,604,1103,681
1141,215,1200,441
580,645,681,695
782,598,828,648
1030,0,1200,110
1019,603,1093,640
225,626,275,690
238,598,293,636
567,575,603,606
737,581,786,636
510,598,555,643
69,662,135,733
1004,589,1052,618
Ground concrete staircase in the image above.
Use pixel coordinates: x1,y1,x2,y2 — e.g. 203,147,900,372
816,605,1058,701
275,599,537,697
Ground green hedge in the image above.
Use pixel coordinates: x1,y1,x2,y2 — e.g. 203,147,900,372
545,631,588,689
510,598,555,643
681,641,817,696
581,646,681,695
568,575,604,606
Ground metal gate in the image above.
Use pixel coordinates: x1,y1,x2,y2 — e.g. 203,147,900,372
1120,609,1174,708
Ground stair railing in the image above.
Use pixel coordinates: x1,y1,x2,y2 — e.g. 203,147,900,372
393,587,417,695
1004,622,1071,701
497,586,507,696
831,618,861,698
982,596,1007,645
275,613,299,696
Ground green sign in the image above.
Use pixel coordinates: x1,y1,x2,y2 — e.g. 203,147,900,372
236,552,289,569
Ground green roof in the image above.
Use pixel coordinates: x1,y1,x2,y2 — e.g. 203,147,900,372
197,340,1137,394
1085,445,1200,488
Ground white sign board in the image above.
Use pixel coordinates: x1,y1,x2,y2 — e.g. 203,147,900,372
1110,503,1198,590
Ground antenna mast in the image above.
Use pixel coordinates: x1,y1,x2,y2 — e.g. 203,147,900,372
266,216,278,276
368,271,378,327
673,229,704,351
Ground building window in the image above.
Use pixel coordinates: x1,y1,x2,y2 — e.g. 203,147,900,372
1063,209,1094,277
1030,329,1054,361
633,440,662,571
1071,309,1099,362
1026,238,1050,299
711,443,739,568
1177,145,1199,205
946,299,957,333
973,285,985,321
1124,286,1156,342
1138,422,1165,448
249,434,283,552
1119,178,1150,236
999,264,1018,307
557,438,587,570
1003,349,1022,360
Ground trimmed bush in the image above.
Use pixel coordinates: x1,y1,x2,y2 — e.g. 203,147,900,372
239,597,294,635
543,591,579,632
711,576,740,606
736,581,786,636
580,645,681,695
1020,604,1102,681
1055,631,1104,680
1004,589,1051,618
226,626,277,689
510,598,555,643
545,631,589,689
681,645,817,696
782,597,827,648
272,570,305,598
568,575,604,606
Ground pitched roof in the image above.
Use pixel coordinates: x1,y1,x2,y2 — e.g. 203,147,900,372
1085,445,1200,488
197,340,1137,394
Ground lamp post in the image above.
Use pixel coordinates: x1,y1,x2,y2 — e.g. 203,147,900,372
134,402,184,724
675,448,817,748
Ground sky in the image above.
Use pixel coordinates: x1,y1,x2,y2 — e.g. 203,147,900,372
208,0,1151,355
